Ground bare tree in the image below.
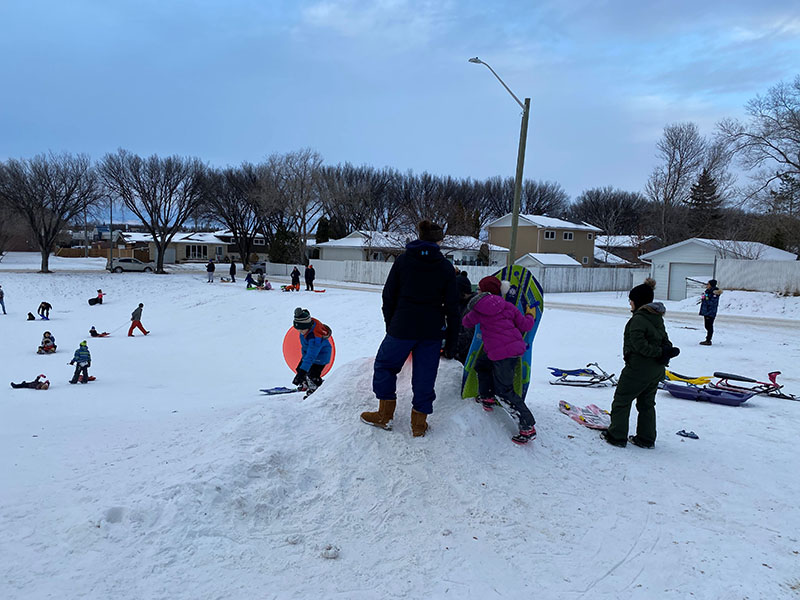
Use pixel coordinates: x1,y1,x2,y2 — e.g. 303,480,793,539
99,149,206,273
717,75,800,197
567,186,648,235
521,180,570,217
203,164,262,269
645,122,707,244
0,152,102,272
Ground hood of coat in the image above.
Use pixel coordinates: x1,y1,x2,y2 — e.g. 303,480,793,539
638,302,666,316
405,239,446,266
470,292,507,316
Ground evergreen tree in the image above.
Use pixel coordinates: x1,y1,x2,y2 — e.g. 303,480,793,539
316,216,330,244
686,168,722,237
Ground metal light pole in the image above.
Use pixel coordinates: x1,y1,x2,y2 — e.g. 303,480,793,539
469,57,530,268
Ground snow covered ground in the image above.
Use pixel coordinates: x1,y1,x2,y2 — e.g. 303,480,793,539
2,254,800,599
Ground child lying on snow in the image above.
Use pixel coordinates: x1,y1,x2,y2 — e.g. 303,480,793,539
11,374,50,389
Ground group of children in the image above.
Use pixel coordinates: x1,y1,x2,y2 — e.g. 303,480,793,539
10,298,150,390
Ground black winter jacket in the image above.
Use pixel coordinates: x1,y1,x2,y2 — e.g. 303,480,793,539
382,240,460,350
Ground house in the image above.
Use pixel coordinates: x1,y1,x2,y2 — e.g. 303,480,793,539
640,238,798,301
486,214,600,266
516,253,582,268
312,231,508,265
593,247,632,267
594,235,661,264
117,230,269,264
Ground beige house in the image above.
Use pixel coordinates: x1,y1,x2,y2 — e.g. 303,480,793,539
487,214,601,266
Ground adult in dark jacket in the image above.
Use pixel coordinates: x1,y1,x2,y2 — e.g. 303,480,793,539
602,279,679,448
457,271,473,305
304,265,316,291
361,220,460,437
206,259,215,283
229,262,236,283
290,267,301,290
699,279,722,346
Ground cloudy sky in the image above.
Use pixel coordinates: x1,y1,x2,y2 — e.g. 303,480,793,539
1,0,798,199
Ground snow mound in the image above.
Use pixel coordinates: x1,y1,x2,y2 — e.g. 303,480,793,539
671,289,800,319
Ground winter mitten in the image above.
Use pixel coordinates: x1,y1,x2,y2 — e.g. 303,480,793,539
292,369,307,386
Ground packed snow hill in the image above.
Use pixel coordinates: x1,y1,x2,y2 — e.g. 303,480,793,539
1,257,799,599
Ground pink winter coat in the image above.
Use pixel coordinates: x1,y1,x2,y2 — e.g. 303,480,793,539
462,293,534,361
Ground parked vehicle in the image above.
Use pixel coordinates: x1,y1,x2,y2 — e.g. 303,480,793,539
250,261,268,275
106,257,156,273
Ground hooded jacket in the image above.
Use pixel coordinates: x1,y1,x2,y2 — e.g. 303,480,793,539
623,302,669,377
298,318,333,370
462,292,534,361
382,240,460,348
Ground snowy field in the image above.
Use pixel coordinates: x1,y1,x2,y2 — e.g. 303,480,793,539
2,254,800,599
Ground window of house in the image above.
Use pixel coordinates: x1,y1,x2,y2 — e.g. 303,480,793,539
582,256,589,264
185,245,208,259
587,233,593,240
215,247,223,258
544,230,556,240
563,232,574,241
253,238,265,246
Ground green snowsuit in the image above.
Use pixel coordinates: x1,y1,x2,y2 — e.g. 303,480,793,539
606,302,670,445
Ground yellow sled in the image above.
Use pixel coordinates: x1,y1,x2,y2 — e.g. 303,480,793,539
664,370,712,386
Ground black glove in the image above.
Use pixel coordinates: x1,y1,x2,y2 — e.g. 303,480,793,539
659,345,680,366
292,369,307,386
442,347,456,360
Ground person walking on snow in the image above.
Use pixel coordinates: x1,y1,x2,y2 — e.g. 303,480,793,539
206,259,215,283
360,220,460,437
304,264,316,291
229,261,236,283
128,303,149,337
699,279,722,346
602,278,680,449
69,341,91,384
38,301,52,319
290,267,301,291
0,284,6,315
462,276,538,445
291,307,333,393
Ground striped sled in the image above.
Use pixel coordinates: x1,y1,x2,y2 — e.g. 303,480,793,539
548,363,617,387
461,265,544,439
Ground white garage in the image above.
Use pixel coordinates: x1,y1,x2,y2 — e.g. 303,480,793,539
640,238,797,301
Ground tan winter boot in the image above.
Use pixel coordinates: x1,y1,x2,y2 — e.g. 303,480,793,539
410,409,429,437
360,399,396,430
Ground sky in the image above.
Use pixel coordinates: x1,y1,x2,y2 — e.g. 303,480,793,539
0,0,798,200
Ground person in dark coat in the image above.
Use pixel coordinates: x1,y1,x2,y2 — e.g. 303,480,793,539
290,267,301,291
229,262,236,283
699,279,722,346
304,264,316,291
69,341,92,384
206,259,215,283
38,301,52,319
602,279,679,449
457,271,473,306
0,284,6,315
360,220,460,437
11,374,50,390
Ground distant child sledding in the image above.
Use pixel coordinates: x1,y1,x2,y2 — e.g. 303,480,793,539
11,374,50,390
291,307,333,397
89,326,110,338
37,331,57,354
88,289,105,306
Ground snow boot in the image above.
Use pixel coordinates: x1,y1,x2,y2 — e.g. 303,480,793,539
511,425,537,445
600,430,627,448
476,396,497,412
628,435,655,449
699,340,712,346
360,399,396,431
411,409,428,437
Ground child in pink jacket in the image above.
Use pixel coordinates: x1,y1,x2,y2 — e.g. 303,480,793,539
462,276,538,444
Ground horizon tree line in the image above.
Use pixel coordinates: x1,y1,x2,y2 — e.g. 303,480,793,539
1,75,798,272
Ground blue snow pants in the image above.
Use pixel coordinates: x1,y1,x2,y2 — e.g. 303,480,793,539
372,335,442,414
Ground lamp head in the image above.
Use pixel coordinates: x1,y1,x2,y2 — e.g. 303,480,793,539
468,57,482,64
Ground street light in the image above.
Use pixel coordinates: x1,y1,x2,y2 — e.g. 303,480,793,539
469,56,530,268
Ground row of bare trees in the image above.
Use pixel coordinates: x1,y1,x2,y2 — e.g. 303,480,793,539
1,75,798,272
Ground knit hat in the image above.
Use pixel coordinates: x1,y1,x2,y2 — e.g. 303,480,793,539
629,278,656,310
478,276,502,295
418,220,444,243
293,307,312,330
80,340,88,346
708,279,717,287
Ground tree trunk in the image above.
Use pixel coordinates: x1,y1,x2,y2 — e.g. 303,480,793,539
155,242,166,274
40,247,50,273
